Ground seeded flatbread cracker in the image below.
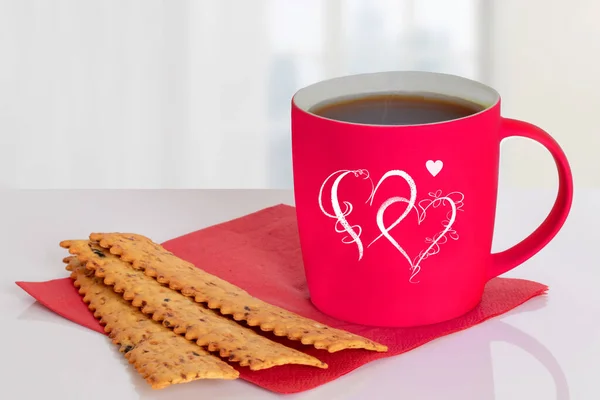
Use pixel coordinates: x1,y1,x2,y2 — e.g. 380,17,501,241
67,260,239,389
83,233,387,353
62,240,327,370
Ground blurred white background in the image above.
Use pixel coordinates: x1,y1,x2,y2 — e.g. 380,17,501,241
0,0,598,189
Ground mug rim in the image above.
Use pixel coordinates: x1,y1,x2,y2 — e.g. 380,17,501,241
292,71,501,128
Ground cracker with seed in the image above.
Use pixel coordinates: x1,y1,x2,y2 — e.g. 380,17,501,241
67,259,239,389
63,240,327,370
83,233,387,353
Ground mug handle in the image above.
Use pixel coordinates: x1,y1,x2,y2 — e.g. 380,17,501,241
488,118,574,279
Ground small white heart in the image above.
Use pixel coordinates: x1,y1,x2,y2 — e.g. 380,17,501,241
426,160,443,177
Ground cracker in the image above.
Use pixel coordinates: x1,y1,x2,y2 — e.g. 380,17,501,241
67,260,239,389
63,240,327,370
81,233,387,353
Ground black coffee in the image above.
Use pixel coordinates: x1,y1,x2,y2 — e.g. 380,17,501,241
310,93,485,125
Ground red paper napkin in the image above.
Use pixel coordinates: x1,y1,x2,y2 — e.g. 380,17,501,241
16,204,547,394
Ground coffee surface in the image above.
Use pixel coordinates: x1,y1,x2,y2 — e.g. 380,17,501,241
310,93,485,125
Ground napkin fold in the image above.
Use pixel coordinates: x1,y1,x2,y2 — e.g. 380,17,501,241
16,204,547,394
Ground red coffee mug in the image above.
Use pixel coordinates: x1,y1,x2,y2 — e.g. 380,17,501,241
291,71,573,327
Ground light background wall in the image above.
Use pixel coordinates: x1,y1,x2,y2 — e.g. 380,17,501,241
490,0,600,190
1,0,598,189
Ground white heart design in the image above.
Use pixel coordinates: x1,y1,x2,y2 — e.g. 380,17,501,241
318,169,464,283
426,160,443,177
318,169,373,261
365,170,417,273
369,190,458,283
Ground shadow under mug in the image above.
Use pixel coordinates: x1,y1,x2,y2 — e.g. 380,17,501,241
334,320,570,400
291,71,573,327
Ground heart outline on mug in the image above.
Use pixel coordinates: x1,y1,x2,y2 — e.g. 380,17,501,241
318,169,465,283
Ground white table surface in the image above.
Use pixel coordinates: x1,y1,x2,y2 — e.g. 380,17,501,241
2,189,598,400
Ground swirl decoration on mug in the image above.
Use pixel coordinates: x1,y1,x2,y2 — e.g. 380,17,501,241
318,169,465,283
317,169,374,261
